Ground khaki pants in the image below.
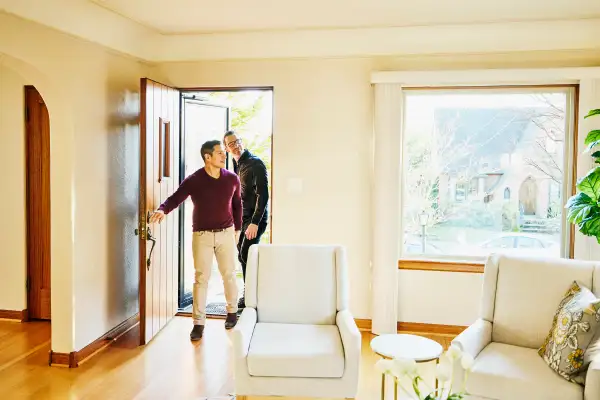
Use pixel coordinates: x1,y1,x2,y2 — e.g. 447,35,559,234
191,227,239,325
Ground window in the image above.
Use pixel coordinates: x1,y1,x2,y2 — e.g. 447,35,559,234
401,87,576,261
159,118,171,181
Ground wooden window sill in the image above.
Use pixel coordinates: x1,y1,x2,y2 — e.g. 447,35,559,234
398,259,484,273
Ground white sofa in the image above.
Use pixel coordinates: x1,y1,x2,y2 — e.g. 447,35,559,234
452,254,600,400
232,244,361,399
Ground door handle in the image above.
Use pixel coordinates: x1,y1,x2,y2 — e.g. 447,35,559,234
146,227,156,270
145,211,157,270
134,211,157,270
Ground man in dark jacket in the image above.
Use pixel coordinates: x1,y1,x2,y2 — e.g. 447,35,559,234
224,131,270,308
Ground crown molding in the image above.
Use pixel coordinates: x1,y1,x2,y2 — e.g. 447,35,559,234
371,67,600,85
154,19,600,62
1,1,600,63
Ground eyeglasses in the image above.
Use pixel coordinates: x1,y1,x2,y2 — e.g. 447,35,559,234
226,139,242,148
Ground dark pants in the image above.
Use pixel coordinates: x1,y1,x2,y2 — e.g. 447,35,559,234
237,219,268,282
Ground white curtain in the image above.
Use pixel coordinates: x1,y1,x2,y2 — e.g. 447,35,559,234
371,83,403,335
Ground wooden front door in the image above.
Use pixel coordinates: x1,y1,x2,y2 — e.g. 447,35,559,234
139,78,181,344
25,86,51,320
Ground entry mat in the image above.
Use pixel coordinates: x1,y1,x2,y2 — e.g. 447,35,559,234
205,302,227,316
182,302,242,317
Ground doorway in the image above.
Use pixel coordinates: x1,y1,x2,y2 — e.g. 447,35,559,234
24,85,51,321
177,89,273,315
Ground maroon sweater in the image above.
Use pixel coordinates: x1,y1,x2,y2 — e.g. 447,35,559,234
158,168,242,232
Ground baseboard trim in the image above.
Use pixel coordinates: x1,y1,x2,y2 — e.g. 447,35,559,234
397,322,466,336
0,309,28,322
354,318,466,336
49,313,139,368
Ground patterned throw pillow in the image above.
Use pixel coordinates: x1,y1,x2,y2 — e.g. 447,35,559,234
538,281,600,383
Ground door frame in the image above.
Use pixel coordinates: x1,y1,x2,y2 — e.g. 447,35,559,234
176,87,274,311
24,85,52,321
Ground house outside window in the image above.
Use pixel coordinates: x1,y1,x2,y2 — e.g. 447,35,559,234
401,87,576,260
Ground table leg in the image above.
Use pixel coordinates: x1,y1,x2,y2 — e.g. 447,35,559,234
381,372,385,400
394,378,398,400
435,358,439,394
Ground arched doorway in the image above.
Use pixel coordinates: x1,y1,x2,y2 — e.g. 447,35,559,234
0,54,75,354
519,177,538,215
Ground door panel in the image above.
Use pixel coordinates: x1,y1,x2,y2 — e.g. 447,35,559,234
178,99,229,309
139,78,180,345
25,86,51,320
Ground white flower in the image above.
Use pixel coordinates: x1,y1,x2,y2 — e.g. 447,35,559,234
436,359,452,382
392,357,418,378
461,353,475,371
375,359,395,375
446,344,463,361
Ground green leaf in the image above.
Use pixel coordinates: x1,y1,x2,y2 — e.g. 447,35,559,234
566,193,595,224
576,167,600,202
579,214,600,240
585,131,600,152
585,130,600,146
584,109,600,119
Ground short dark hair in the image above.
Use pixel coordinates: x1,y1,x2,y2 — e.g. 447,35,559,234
200,140,221,162
223,130,236,143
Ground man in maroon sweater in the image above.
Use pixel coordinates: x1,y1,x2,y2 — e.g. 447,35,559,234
149,140,242,340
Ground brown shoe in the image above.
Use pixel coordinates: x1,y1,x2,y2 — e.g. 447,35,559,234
225,313,238,329
190,325,204,341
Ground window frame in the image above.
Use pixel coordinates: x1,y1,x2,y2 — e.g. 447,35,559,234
398,84,579,272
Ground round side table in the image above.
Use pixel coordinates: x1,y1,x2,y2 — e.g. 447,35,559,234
370,334,443,400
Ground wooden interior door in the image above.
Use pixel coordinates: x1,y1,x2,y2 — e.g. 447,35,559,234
25,86,51,321
139,78,181,345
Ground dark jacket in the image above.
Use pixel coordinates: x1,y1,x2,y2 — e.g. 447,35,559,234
233,150,269,225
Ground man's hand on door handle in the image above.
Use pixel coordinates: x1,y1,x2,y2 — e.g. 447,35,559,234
149,210,165,224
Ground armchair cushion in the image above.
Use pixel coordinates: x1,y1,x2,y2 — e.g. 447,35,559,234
467,342,583,400
246,245,347,325
491,256,596,350
538,281,600,383
247,322,345,378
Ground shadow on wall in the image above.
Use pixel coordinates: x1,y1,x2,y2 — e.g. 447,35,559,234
106,83,141,326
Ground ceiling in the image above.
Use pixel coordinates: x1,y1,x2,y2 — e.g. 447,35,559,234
90,0,600,34
2,0,600,62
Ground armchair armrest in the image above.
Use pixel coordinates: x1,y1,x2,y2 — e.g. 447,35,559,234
585,356,600,400
232,307,257,359
451,318,492,359
336,309,361,379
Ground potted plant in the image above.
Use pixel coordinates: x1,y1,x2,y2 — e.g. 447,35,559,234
375,344,474,400
566,109,600,241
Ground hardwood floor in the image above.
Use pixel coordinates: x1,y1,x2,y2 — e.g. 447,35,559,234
0,317,454,399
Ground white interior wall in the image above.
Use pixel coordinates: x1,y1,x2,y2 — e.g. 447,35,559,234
0,63,28,313
0,12,153,352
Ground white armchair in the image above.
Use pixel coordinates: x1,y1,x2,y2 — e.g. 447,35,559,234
232,244,361,399
452,254,600,400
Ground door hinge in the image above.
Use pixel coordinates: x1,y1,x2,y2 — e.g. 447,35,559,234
25,106,30,123
26,277,30,292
